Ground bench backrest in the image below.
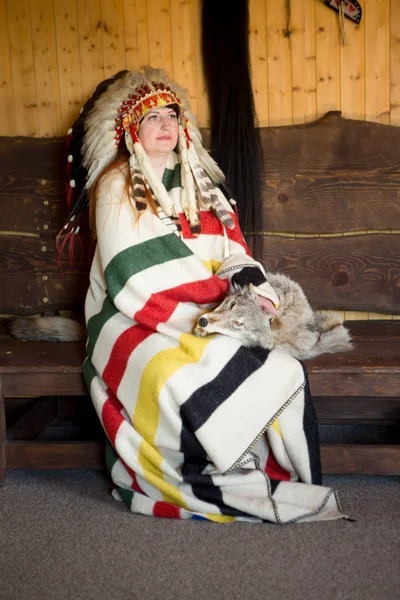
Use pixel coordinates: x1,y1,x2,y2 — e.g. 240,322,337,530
0,137,90,316
1,112,399,316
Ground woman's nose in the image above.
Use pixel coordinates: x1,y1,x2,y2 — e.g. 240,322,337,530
161,117,171,130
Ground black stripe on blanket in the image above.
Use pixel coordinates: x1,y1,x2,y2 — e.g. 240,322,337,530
181,345,270,431
179,414,252,517
231,266,267,288
300,362,322,485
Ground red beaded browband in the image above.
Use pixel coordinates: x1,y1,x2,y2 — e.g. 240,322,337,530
115,82,185,145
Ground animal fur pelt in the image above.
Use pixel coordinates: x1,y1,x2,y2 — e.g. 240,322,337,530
8,316,85,342
194,273,353,360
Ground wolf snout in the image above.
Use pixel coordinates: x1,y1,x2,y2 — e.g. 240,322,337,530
198,317,208,328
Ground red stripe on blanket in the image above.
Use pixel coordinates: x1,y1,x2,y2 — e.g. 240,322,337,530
179,211,251,255
102,278,228,393
120,458,146,495
102,390,125,446
153,501,181,519
264,448,291,482
102,325,154,394
135,278,228,330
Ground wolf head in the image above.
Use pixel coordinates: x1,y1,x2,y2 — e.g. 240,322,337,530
193,284,274,349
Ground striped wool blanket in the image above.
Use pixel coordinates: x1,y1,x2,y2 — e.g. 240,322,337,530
83,160,346,523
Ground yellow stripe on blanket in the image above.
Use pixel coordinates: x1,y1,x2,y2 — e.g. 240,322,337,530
201,258,223,273
133,333,212,508
271,418,282,437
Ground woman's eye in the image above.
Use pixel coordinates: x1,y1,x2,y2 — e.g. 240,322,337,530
169,113,177,119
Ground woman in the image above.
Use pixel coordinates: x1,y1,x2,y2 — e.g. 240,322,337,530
65,67,345,523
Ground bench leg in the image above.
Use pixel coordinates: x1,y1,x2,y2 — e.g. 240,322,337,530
0,384,6,482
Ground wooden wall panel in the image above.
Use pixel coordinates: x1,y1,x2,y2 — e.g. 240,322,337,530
0,0,16,135
340,7,365,120
390,0,400,125
146,0,172,75
30,0,62,137
1,0,399,135
365,0,391,124
123,0,149,71
249,0,269,127
170,0,197,116
53,1,83,130
6,0,37,136
266,0,292,126
290,0,317,124
100,0,126,78
76,0,105,100
315,0,341,116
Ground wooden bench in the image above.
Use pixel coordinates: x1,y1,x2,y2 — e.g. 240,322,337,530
1,111,399,479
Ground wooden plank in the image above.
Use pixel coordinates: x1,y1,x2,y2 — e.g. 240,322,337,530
193,0,209,128
6,0,37,136
29,0,62,137
76,0,105,101
249,0,269,127
0,137,67,234
123,0,149,71
0,0,16,135
390,0,400,126
5,440,103,469
260,111,400,175
6,397,58,441
314,396,400,425
266,0,292,126
321,445,400,475
290,0,317,124
146,0,173,75
262,173,400,233
346,321,400,340
262,234,400,314
315,0,340,117
365,0,390,124
53,0,83,131
309,372,400,398
1,372,87,398
0,235,90,314
100,0,126,79
339,3,365,120
0,339,85,373
170,0,197,116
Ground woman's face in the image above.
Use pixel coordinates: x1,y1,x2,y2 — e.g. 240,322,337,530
138,106,179,156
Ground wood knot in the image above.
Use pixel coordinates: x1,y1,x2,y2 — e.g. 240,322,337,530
331,271,349,286
278,192,290,204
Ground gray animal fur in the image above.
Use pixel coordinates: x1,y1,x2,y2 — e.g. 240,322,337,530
194,273,353,359
9,316,84,342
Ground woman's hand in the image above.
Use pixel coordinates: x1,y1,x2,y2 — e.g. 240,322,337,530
256,295,279,316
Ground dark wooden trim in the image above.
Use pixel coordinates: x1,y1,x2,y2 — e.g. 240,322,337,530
321,444,400,475
314,396,400,425
309,373,400,397
2,372,87,397
5,440,104,469
6,397,58,441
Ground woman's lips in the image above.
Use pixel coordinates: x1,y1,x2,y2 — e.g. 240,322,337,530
157,136,172,140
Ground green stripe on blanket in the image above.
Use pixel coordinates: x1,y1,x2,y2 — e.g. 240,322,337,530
105,233,193,299
162,163,181,190
86,296,119,359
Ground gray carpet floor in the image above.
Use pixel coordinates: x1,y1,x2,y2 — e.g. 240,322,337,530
1,469,399,600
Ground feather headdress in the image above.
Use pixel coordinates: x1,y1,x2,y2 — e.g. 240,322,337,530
60,66,234,257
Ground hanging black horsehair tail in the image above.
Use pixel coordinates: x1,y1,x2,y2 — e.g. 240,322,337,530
201,0,264,259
